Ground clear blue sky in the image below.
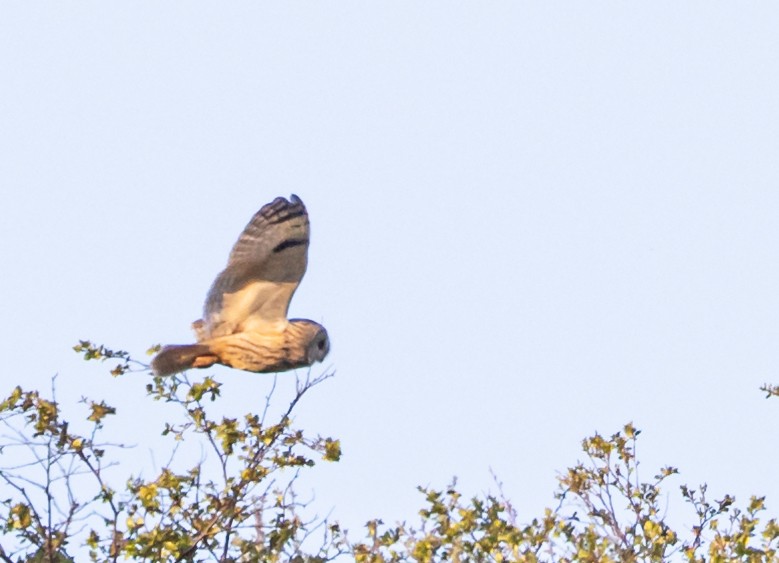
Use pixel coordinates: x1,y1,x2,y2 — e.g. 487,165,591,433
2,1,779,545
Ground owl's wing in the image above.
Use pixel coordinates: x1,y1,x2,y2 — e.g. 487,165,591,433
201,195,310,338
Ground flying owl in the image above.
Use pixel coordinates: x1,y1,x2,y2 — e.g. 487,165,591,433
152,195,330,376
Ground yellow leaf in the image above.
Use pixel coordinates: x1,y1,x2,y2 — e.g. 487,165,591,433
324,438,342,462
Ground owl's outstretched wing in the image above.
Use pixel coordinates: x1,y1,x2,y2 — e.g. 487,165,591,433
200,195,310,339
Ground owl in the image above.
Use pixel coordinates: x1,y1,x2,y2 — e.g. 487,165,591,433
152,195,330,376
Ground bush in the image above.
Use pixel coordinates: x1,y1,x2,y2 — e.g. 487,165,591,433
0,342,777,562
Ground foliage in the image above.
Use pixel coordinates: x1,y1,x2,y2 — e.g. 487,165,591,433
0,342,345,562
761,383,779,399
0,342,777,562
350,424,779,562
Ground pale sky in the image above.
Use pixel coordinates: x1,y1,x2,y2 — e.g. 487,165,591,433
2,1,779,549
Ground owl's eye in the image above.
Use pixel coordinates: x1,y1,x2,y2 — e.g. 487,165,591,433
317,339,326,350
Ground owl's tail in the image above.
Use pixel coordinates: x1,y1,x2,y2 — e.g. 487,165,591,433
151,343,218,376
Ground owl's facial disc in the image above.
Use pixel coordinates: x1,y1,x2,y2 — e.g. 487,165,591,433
306,327,330,364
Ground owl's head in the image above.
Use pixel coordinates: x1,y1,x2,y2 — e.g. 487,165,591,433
289,319,330,365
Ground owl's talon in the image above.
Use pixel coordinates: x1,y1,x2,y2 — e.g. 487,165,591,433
192,355,219,369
